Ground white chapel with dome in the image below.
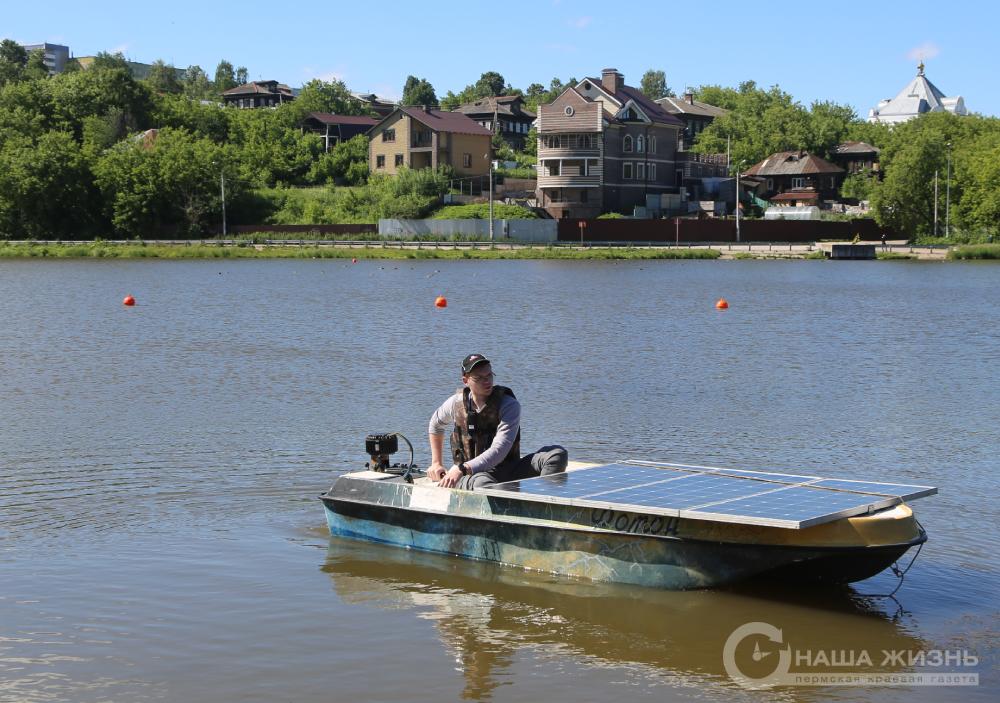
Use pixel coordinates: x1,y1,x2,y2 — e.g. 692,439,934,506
868,62,968,125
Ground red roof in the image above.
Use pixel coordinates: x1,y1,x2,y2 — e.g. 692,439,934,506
770,190,820,202
744,151,844,177
306,112,379,127
398,107,493,136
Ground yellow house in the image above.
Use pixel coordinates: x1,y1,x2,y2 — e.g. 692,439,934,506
368,107,493,177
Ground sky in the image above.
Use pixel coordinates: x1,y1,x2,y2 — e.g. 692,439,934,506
7,0,997,118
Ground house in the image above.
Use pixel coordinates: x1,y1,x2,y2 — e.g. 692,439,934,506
368,106,493,176
831,141,881,176
222,81,295,109
18,43,70,74
453,96,536,151
351,92,397,118
535,68,686,219
868,62,967,125
743,151,845,206
656,93,728,151
302,113,379,151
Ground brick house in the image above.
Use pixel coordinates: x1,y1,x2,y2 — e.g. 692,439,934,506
368,106,493,176
453,96,536,151
535,69,685,218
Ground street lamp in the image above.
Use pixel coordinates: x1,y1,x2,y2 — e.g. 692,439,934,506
945,142,952,238
485,153,494,242
214,160,227,237
735,160,745,243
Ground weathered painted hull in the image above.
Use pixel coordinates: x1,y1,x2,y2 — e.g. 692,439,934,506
320,471,926,590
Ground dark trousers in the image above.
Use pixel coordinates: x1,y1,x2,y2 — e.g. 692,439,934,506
457,445,568,491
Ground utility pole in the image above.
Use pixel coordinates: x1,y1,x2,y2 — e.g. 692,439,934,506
945,142,952,238
735,161,743,243
488,158,494,241
934,170,939,236
220,169,227,238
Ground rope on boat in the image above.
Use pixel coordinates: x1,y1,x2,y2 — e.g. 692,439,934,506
857,519,926,600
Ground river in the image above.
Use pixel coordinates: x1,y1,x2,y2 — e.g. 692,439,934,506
1,258,996,702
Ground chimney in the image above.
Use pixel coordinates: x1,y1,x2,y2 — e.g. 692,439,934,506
423,105,432,113
685,92,694,105
601,68,624,94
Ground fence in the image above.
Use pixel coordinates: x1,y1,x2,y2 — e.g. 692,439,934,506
379,219,557,242
556,218,895,243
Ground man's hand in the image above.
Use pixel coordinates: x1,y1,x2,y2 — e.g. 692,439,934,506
438,464,464,488
427,463,447,482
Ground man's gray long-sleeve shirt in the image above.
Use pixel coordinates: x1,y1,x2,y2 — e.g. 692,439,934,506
428,391,521,474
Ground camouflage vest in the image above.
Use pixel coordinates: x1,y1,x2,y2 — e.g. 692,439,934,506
451,385,521,467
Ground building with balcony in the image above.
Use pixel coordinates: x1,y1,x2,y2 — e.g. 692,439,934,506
18,43,70,75
302,113,379,151
222,80,295,109
453,96,536,151
535,68,685,218
368,106,492,176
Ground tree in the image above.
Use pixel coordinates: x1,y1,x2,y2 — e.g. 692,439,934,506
401,75,438,107
0,39,28,86
0,130,98,238
92,52,130,72
309,133,370,185
840,168,876,202
23,50,51,81
214,60,236,92
525,83,545,100
47,66,154,140
235,66,248,85
955,130,1000,237
640,69,672,99
146,59,182,94
182,64,214,101
807,101,856,158
474,71,506,97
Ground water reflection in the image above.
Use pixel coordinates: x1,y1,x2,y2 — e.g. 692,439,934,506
322,537,928,701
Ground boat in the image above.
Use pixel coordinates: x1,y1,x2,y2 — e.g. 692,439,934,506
320,435,935,590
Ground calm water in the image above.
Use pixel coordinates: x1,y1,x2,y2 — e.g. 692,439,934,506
1,258,997,702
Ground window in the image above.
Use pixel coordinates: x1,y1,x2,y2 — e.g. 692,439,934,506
580,189,588,203
649,163,656,181
550,189,562,202
830,176,836,188
395,154,404,167
376,155,385,168
637,163,646,180
650,136,656,154
579,134,590,149
623,135,633,153
792,177,805,188
382,129,395,143
767,178,774,191
463,153,472,168
637,135,645,153
623,162,633,179
547,161,560,176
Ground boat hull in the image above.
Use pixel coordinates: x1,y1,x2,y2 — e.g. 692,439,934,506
320,472,925,590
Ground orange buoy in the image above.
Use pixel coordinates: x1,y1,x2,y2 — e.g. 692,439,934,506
434,296,448,308
123,295,136,306
715,298,729,309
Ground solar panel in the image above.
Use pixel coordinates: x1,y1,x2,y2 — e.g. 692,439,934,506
486,460,937,529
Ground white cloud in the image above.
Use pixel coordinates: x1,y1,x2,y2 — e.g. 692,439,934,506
569,16,592,29
110,43,130,55
906,42,940,62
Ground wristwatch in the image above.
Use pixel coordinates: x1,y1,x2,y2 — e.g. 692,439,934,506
458,462,469,476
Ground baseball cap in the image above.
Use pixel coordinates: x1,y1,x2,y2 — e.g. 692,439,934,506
461,354,491,374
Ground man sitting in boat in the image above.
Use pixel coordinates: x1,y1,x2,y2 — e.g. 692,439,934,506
427,354,568,490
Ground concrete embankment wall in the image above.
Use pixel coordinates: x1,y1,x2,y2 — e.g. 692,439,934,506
556,218,896,243
379,219,557,243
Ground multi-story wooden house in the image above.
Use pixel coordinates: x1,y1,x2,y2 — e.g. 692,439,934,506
453,96,536,151
368,106,493,177
535,69,685,218
743,151,845,205
222,80,295,109
657,93,728,152
831,141,881,176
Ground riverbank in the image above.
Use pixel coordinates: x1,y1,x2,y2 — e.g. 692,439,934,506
1,240,996,260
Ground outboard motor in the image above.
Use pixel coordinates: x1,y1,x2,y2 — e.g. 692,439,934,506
365,432,418,482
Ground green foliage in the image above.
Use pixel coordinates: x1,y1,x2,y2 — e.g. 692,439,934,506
0,39,29,86
285,78,367,124
226,107,322,187
24,50,50,82
597,212,626,219
152,93,230,142
840,168,877,202
429,203,538,219
182,65,215,101
91,52,130,72
146,59,182,94
440,71,512,110
308,134,370,185
640,69,673,99
949,244,1000,259
214,60,236,93
0,130,98,238
94,127,240,235
401,75,438,107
